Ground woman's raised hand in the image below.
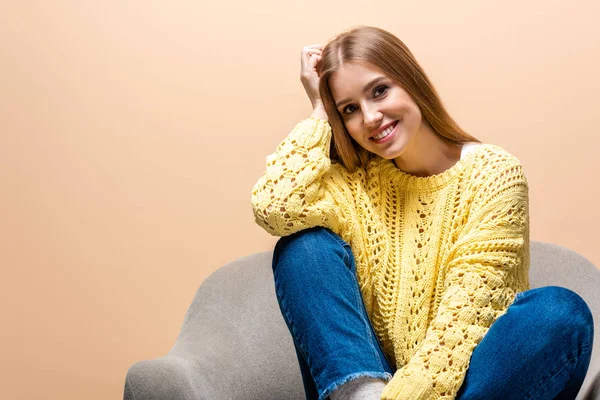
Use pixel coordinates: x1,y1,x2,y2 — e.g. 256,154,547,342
300,44,324,110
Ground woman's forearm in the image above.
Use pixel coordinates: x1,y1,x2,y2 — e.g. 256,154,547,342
311,102,328,121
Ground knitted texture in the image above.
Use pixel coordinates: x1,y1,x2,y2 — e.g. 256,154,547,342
251,117,530,400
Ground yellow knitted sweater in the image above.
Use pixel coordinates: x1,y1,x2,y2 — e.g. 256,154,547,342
251,116,530,400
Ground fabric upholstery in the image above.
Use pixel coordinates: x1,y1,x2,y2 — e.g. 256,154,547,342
124,241,600,400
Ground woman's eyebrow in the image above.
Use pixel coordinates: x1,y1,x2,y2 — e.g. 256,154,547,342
335,76,387,108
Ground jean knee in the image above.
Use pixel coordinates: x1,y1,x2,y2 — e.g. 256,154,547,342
535,286,594,347
272,226,353,273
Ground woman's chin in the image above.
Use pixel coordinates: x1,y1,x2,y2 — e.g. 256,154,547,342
373,143,405,160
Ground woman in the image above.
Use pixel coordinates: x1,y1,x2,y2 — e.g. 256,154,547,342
250,26,593,400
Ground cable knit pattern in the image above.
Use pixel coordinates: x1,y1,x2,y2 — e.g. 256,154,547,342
251,117,530,400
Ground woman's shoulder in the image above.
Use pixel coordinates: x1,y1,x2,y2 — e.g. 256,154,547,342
467,142,525,169
466,143,529,201
461,141,482,159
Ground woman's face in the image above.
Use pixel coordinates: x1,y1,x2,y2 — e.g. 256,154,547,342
329,62,424,160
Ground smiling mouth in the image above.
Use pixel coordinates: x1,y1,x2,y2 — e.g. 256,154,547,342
370,120,398,141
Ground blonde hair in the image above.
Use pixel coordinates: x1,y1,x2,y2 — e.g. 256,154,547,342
317,25,481,173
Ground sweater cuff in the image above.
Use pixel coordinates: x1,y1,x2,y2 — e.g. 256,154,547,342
380,369,435,400
291,116,332,148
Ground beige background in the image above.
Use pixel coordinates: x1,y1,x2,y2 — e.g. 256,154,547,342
1,0,598,399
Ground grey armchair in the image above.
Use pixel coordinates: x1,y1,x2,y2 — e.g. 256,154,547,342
124,241,600,399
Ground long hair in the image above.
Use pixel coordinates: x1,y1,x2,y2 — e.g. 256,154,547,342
317,26,481,173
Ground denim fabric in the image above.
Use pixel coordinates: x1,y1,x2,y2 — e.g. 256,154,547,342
272,226,594,400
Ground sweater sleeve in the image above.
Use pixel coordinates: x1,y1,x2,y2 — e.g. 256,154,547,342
381,161,529,400
251,116,356,238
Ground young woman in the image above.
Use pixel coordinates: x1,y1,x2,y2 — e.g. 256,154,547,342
251,26,593,400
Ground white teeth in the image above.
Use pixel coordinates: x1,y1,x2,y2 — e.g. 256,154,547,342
372,122,396,140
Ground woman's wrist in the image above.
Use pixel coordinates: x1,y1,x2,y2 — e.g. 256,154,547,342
311,102,328,121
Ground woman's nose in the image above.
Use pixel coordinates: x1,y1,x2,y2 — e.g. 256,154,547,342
363,104,383,128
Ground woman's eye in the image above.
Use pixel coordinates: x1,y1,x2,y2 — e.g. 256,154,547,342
374,85,388,96
343,105,357,114
342,85,389,115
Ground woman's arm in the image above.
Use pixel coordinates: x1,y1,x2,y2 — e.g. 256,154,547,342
311,101,329,120
251,44,358,238
251,113,355,238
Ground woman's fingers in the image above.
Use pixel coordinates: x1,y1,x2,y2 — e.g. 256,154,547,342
302,48,322,58
308,53,321,67
301,47,322,68
300,44,324,106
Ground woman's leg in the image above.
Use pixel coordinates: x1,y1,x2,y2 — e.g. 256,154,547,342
272,226,394,400
455,286,594,400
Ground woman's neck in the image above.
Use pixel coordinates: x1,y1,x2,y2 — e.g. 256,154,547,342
393,120,463,177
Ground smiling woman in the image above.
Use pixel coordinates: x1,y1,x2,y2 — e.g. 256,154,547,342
316,26,481,176
251,25,594,400
328,62,461,176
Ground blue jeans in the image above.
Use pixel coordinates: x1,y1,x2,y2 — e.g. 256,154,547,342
272,226,594,400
